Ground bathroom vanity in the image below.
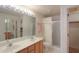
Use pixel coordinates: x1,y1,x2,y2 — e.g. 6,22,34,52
17,40,43,53
0,6,44,53
0,36,43,53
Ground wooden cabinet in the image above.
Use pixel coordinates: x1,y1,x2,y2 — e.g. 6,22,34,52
17,40,43,53
27,45,35,53
34,41,40,53
39,40,43,52
34,40,43,53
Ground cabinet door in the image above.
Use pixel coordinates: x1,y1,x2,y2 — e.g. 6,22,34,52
34,41,40,53
34,40,43,53
39,40,43,53
27,45,35,53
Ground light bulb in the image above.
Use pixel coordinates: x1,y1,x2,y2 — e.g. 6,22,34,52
5,19,9,23
5,19,8,23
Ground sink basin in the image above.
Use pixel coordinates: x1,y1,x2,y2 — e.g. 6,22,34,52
0,40,7,45
0,44,20,53
0,38,35,53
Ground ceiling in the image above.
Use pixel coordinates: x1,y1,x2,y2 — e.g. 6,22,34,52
0,6,22,16
0,5,78,17
26,5,78,17
26,5,60,17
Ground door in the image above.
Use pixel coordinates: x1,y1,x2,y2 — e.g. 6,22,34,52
69,22,79,53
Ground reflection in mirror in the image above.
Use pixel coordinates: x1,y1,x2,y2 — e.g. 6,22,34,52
0,5,36,42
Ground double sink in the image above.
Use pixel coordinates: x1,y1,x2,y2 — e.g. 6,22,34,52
0,36,37,53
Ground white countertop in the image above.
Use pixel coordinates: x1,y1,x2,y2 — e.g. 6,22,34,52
0,36,43,53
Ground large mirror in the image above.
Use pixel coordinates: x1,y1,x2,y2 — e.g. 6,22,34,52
0,5,36,41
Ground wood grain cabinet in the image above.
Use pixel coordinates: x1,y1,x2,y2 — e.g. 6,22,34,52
34,40,43,53
17,40,43,53
39,40,43,52
27,45,35,53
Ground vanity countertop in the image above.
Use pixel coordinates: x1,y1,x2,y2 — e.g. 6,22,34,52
0,36,43,53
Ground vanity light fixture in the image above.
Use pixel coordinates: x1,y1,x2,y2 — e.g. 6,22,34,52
0,5,34,16
26,9,34,16
5,19,9,23
9,5,34,16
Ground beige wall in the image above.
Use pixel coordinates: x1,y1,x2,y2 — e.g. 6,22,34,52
35,15,44,36
68,13,79,22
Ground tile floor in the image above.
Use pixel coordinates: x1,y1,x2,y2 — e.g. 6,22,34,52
44,46,60,53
